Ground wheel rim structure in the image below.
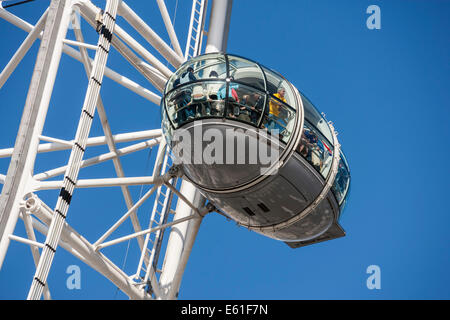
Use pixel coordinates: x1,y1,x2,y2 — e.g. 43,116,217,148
0,0,231,300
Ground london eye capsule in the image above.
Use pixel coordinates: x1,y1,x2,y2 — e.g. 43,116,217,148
161,53,351,248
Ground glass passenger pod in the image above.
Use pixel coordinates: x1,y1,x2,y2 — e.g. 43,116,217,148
162,53,303,191
161,53,350,209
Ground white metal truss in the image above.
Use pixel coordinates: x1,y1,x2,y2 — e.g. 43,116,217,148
27,0,120,299
133,142,178,297
0,0,233,300
184,0,208,60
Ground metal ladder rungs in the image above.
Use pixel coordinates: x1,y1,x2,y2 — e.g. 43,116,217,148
153,220,161,227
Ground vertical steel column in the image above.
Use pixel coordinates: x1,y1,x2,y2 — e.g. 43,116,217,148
27,0,120,300
159,0,233,300
0,0,72,269
205,0,232,53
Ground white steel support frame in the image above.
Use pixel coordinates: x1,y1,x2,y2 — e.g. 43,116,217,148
0,0,233,300
27,0,121,300
158,0,234,300
0,0,73,270
185,0,208,60
0,6,162,103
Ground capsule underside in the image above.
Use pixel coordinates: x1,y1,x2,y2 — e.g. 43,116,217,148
161,53,350,247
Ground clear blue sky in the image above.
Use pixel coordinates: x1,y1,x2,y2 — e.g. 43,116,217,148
0,0,449,300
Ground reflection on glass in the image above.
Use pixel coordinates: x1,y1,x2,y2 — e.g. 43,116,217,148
165,53,227,92
261,96,296,143
223,82,265,126
161,99,173,144
165,81,226,128
300,94,333,143
331,153,350,206
261,67,296,109
228,56,265,91
162,54,301,145
296,121,334,178
191,57,227,81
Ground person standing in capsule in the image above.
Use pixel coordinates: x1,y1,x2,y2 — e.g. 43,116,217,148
173,66,197,123
266,87,287,136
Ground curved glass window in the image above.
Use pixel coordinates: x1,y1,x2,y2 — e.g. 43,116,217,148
296,120,334,179
224,82,266,126
165,81,226,128
262,67,297,109
295,120,350,207
162,53,299,140
160,98,173,145
228,56,265,91
261,96,296,144
332,152,351,206
300,94,333,143
165,53,227,93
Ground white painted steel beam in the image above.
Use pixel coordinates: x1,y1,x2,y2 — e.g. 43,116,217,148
96,212,203,251
19,210,52,300
118,1,184,68
0,130,162,158
0,0,73,269
24,195,151,300
37,176,159,190
73,22,147,254
33,138,160,181
62,38,98,50
156,0,183,57
0,7,161,103
77,1,169,91
159,0,234,300
27,0,121,300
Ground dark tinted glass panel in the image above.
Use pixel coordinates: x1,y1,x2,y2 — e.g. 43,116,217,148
300,94,333,143
332,152,350,205
296,120,334,178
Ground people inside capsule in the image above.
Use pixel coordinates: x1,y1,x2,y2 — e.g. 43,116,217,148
167,64,294,135
262,87,288,138
172,66,197,123
239,93,260,123
216,75,240,118
206,70,226,116
242,92,264,124
191,83,209,117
